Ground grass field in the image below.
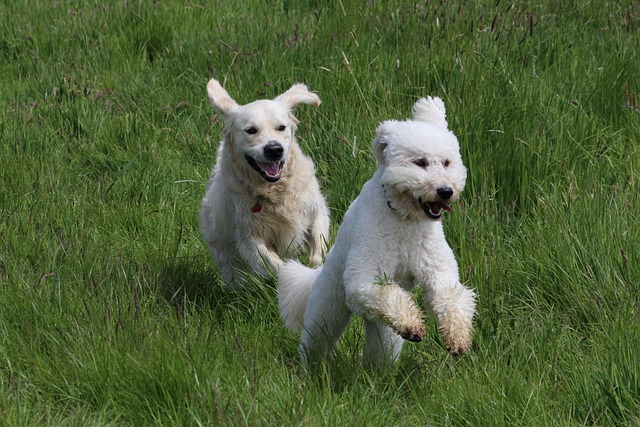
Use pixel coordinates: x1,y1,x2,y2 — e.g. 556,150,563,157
1,0,639,425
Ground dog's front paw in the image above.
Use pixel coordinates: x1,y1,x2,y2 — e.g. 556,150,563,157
429,284,476,356
308,253,322,268
376,284,426,342
442,327,472,356
396,323,425,342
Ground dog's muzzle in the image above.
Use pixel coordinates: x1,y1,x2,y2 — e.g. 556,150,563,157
420,186,454,220
421,201,452,220
245,142,285,183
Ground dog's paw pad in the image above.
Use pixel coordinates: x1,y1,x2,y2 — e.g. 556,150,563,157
400,331,423,342
446,342,470,356
397,324,425,342
443,332,472,356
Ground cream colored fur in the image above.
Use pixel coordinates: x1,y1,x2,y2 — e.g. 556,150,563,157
200,78,329,284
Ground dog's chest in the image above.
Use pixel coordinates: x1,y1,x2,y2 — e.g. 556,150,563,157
383,222,442,281
249,198,308,249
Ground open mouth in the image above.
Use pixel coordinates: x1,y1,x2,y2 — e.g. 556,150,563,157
420,200,452,220
245,155,284,183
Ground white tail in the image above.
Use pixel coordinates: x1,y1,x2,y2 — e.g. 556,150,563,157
277,260,323,333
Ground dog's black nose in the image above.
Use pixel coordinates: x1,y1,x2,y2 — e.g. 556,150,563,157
263,142,284,161
437,186,454,200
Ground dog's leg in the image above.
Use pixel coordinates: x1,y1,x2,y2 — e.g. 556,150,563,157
363,320,404,368
200,181,241,284
425,283,475,356
200,218,237,283
299,276,352,368
235,234,284,277
344,276,425,343
421,247,476,356
210,244,238,283
306,208,330,267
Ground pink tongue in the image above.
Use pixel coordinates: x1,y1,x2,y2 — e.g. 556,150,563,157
443,204,452,213
257,161,280,176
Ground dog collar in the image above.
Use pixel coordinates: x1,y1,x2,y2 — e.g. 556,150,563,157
382,185,397,211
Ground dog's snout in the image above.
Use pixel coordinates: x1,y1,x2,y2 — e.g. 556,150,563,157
437,186,454,200
263,141,284,161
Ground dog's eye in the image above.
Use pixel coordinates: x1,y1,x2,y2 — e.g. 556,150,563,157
444,159,451,167
414,158,428,168
245,127,258,135
277,125,286,132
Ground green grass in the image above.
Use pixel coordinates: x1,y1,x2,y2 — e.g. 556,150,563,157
1,0,639,425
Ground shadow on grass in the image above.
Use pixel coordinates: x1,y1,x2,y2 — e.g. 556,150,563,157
157,256,278,319
158,256,219,303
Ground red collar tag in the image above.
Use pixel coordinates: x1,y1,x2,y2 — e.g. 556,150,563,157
251,203,262,213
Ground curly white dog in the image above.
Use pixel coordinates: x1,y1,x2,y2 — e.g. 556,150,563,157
278,97,476,367
200,78,330,284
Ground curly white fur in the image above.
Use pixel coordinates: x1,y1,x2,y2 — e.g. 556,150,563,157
278,97,476,368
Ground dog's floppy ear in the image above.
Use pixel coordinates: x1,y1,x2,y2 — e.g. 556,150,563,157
372,121,394,165
412,97,448,129
207,78,240,115
275,83,321,110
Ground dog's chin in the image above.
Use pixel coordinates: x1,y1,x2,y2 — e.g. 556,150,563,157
245,155,284,183
420,200,452,220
